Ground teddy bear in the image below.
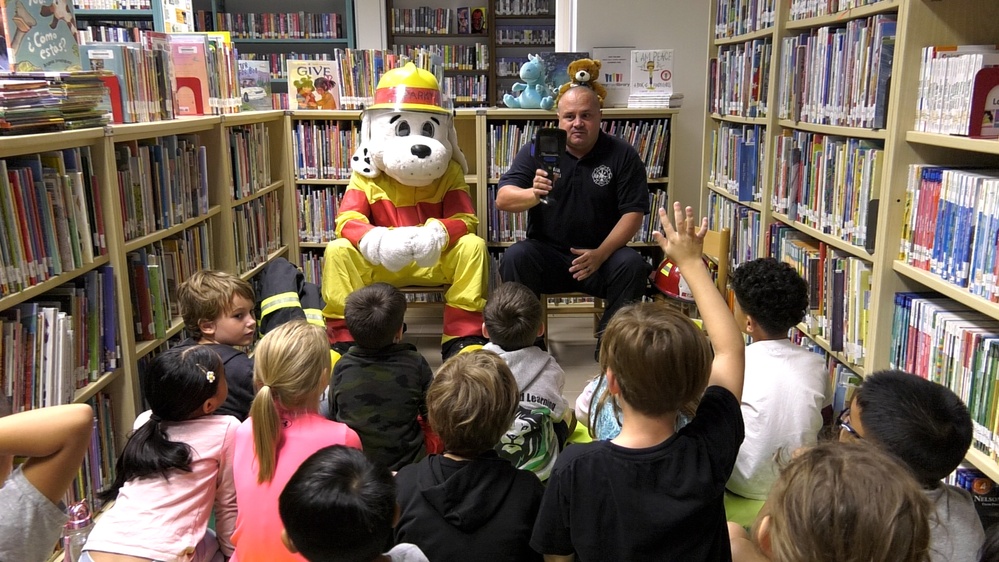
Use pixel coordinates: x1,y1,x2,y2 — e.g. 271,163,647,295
321,63,488,361
554,58,607,107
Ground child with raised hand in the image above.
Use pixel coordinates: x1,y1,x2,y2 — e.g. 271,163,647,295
82,346,238,562
176,270,257,421
0,401,93,562
279,445,428,562
531,202,746,561
841,370,985,562
231,319,362,562
729,441,932,562
394,351,544,562
326,283,433,472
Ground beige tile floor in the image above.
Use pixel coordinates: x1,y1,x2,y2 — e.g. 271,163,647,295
402,311,600,407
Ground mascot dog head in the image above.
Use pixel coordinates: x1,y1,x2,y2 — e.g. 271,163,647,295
350,63,467,187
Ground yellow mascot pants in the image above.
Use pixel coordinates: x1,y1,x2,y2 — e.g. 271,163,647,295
321,234,488,345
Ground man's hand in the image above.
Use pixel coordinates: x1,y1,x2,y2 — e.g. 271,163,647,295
652,202,707,268
570,247,607,281
532,168,557,202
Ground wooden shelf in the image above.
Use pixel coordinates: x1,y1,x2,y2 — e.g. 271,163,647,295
795,323,866,376
706,181,763,211
76,8,153,17
785,0,899,30
906,131,999,155
893,261,999,323
714,26,775,46
966,448,999,483
770,212,873,262
711,113,769,125
231,37,350,44
123,206,221,254
777,119,887,140
0,256,110,311
233,180,284,206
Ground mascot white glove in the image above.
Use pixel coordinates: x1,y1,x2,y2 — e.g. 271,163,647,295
409,219,449,267
359,226,422,272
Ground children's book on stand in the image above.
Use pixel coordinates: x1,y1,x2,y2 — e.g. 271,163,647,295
238,59,272,111
470,6,487,34
967,66,999,138
456,6,470,34
0,0,81,71
286,59,340,110
539,51,589,101
628,49,680,108
169,34,211,116
592,46,632,108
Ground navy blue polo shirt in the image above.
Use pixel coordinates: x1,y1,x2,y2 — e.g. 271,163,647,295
500,130,650,251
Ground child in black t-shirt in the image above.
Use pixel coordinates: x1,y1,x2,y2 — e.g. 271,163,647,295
531,202,746,561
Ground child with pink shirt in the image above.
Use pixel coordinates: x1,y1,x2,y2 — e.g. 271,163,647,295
231,319,362,562
82,345,239,562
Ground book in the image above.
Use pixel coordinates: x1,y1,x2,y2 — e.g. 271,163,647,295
630,49,674,97
968,67,999,138
592,46,633,108
238,59,271,111
456,7,470,34
470,6,486,34
539,51,590,100
0,0,81,72
170,34,211,116
286,59,340,110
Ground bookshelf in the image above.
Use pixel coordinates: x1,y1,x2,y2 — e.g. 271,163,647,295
74,0,193,40
0,112,293,562
702,0,999,481
195,0,356,104
384,0,555,107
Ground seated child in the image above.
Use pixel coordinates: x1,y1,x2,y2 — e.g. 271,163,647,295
394,351,544,562
531,203,745,560
482,281,572,479
326,283,433,471
843,369,985,562
729,441,932,562
83,346,238,562
0,400,93,562
231,320,362,562
727,257,830,500
279,445,428,562
176,270,257,421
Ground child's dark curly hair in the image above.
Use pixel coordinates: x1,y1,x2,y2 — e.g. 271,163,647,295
730,257,809,337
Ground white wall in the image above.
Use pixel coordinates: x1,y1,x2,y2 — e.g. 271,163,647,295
570,0,710,211
361,1,710,210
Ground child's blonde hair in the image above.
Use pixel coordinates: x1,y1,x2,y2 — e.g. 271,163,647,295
762,441,931,562
427,350,518,458
599,301,711,415
178,270,255,338
249,319,331,483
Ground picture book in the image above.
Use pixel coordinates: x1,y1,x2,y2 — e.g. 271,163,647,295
238,59,271,111
470,6,486,34
169,33,210,116
591,46,633,108
286,59,339,110
540,51,590,100
456,6,470,34
79,44,128,123
630,49,674,96
1,0,81,71
968,67,999,138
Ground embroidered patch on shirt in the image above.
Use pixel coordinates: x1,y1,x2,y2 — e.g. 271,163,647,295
592,165,612,186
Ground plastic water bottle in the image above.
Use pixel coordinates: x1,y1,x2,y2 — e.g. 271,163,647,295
62,500,92,562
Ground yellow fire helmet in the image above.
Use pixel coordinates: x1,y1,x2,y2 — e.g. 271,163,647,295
368,62,451,114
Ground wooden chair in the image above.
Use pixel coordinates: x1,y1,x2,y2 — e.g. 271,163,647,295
540,292,604,348
702,227,731,294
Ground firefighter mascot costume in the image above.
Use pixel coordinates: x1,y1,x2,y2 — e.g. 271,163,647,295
322,63,488,360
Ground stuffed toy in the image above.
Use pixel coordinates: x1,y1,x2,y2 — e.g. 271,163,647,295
554,58,607,107
503,53,554,110
322,63,488,360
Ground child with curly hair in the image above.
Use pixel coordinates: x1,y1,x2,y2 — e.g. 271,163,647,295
726,257,830,501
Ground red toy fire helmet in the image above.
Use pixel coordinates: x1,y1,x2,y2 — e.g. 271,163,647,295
650,257,701,302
